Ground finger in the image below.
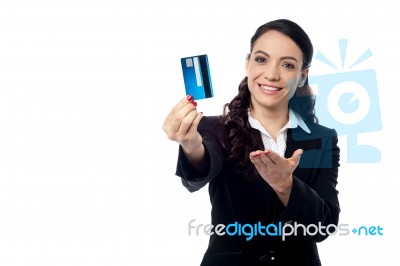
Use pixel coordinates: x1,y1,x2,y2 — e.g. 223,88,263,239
174,103,201,134
166,97,198,134
164,96,196,123
177,109,200,137
257,150,276,165
186,111,203,134
172,95,197,112
163,96,193,130
249,150,263,158
250,155,262,170
262,149,283,164
249,150,265,163
249,152,260,163
287,149,303,168
250,151,266,169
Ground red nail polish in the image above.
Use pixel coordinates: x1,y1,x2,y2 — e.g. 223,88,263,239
192,101,197,107
186,95,193,102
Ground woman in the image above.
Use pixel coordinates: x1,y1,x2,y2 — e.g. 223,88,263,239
163,19,340,266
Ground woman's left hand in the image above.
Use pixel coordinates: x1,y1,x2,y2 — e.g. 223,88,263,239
249,149,303,193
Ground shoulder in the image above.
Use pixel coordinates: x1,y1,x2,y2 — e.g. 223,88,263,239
306,122,338,138
198,115,222,132
290,122,338,149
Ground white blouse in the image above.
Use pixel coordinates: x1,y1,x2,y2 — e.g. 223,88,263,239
248,109,311,157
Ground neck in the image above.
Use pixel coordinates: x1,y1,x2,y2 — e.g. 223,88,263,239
250,106,289,141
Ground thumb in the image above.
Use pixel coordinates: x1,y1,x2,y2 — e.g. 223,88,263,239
288,149,303,168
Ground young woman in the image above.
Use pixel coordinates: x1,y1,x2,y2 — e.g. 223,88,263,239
163,19,340,266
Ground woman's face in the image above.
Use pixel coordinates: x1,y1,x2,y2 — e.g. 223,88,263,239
245,30,308,112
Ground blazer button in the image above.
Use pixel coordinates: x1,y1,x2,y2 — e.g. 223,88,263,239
259,250,276,263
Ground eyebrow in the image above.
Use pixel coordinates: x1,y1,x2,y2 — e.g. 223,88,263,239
254,50,299,63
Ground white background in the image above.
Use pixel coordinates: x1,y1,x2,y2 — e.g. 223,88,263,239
0,0,399,265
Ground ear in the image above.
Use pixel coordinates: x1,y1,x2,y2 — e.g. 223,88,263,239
298,68,309,87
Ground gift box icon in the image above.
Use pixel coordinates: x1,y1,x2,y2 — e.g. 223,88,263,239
308,40,382,163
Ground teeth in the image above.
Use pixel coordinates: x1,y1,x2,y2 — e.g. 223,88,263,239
260,85,281,91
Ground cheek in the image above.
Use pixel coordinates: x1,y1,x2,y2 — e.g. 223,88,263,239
246,67,260,90
247,64,263,77
285,77,301,99
247,78,255,92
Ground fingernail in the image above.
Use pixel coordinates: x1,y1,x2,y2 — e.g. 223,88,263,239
191,101,197,107
264,151,270,155
186,95,193,102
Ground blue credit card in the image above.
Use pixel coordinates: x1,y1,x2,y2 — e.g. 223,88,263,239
180,54,213,100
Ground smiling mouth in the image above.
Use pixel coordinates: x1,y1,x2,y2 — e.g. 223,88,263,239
259,84,283,91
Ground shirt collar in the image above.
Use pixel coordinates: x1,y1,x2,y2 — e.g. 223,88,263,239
288,109,311,133
248,109,311,134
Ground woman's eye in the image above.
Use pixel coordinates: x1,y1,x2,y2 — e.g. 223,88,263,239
283,63,295,69
255,57,267,63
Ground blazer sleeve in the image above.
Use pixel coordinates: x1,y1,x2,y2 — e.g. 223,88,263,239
280,128,340,242
175,116,225,193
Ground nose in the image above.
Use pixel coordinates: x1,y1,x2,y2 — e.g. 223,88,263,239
264,64,280,81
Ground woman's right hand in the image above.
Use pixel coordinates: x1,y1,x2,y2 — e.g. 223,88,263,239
162,95,204,155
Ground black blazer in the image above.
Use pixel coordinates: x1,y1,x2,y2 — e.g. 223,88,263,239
176,116,340,266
